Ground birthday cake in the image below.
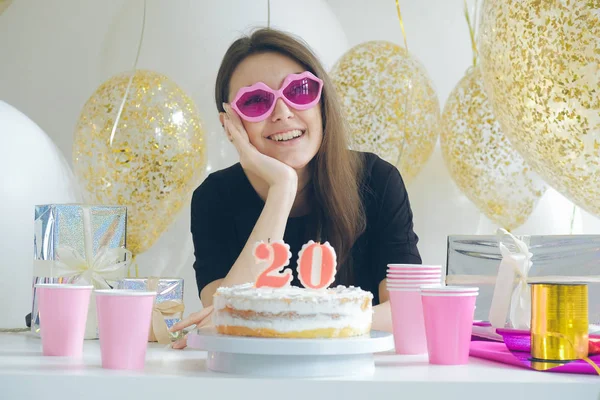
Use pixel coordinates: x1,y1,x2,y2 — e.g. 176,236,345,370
212,283,373,338
211,240,373,338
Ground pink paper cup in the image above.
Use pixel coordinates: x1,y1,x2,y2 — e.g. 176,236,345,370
387,276,441,281
387,272,441,277
387,267,440,271
388,289,428,354
388,284,440,289
421,288,478,365
388,276,441,280
388,282,444,288
420,285,478,294
387,264,441,271
35,283,93,357
96,289,156,370
389,287,438,292
387,280,441,288
390,282,444,289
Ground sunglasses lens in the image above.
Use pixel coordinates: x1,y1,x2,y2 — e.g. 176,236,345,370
236,90,275,118
283,77,321,105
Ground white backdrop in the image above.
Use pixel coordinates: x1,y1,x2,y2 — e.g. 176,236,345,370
1,0,599,319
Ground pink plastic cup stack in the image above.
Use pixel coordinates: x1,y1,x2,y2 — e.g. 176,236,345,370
420,285,479,365
386,264,443,355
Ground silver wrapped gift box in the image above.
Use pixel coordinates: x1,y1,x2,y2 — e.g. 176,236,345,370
118,277,185,344
446,234,600,326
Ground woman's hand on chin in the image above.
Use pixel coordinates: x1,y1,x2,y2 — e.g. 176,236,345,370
223,103,297,191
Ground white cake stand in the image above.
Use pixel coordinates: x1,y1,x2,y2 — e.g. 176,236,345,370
187,327,394,378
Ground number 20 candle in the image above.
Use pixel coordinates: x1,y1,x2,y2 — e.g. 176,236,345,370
254,239,337,290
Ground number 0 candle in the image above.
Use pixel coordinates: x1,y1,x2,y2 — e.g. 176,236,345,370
296,240,337,290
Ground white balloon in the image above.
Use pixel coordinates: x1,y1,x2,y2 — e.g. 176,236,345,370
407,144,482,267
0,101,79,329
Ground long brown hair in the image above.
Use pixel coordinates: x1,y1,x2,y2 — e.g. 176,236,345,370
215,28,366,284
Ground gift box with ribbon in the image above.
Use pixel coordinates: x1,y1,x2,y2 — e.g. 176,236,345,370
117,277,185,344
446,230,600,329
32,204,130,339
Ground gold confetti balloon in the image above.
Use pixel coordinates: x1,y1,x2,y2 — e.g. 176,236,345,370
73,70,206,256
478,0,600,218
441,66,547,230
330,41,440,184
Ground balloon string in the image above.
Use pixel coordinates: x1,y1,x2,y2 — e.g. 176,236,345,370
569,204,577,234
0,327,29,333
267,0,271,28
395,0,408,50
355,0,409,125
473,0,479,38
353,2,412,168
584,356,600,375
109,0,147,147
350,2,411,169
538,331,600,375
126,254,139,278
394,0,412,167
463,0,479,67
355,0,408,124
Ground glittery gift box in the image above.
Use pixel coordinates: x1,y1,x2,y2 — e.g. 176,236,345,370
32,204,128,339
118,277,184,343
446,235,600,325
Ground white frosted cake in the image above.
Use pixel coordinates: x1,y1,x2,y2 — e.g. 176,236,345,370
212,283,373,338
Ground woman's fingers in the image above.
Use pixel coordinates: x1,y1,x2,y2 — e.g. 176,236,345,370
169,305,213,333
171,333,188,350
223,103,247,137
170,306,214,350
198,315,214,328
170,307,215,350
224,118,257,164
224,118,243,152
220,112,234,142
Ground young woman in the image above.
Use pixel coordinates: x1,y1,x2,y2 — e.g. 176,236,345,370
170,28,421,348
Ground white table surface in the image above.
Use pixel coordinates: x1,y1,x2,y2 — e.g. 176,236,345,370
1,332,598,400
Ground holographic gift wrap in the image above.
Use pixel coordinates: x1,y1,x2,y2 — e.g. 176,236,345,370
118,277,184,343
32,204,128,338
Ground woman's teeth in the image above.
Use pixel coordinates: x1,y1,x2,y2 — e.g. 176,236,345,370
270,130,304,142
